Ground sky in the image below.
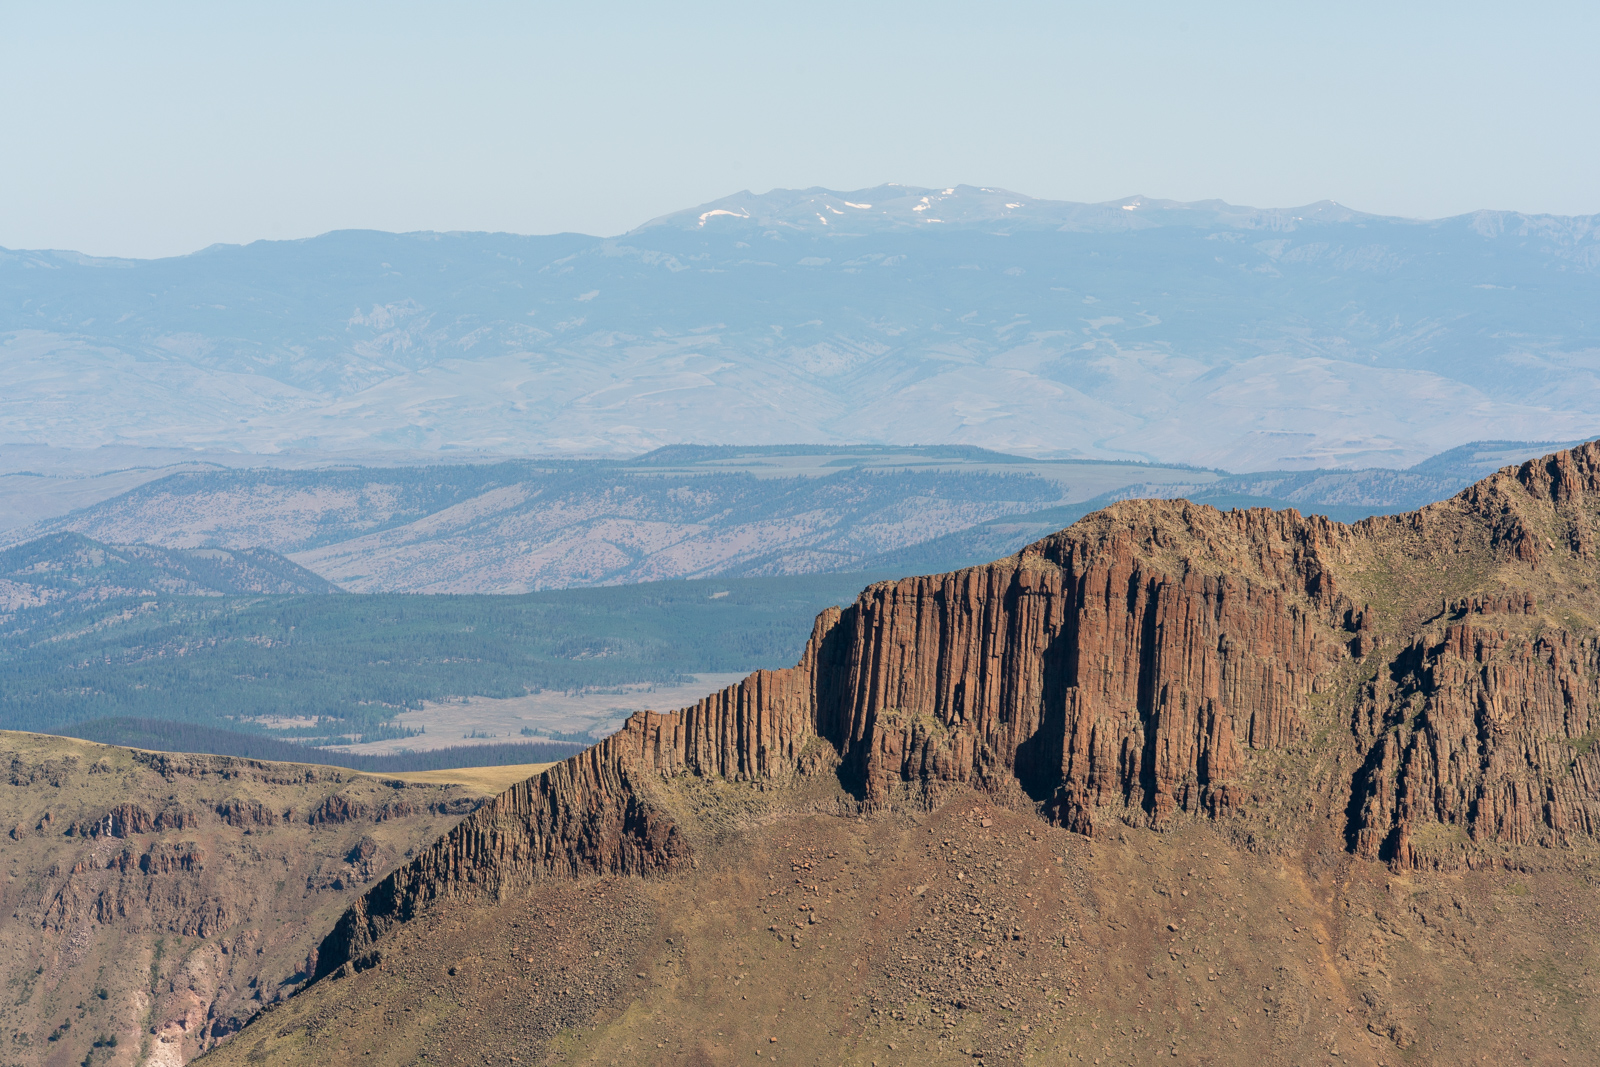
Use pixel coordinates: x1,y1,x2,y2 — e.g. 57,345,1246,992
2,0,1597,259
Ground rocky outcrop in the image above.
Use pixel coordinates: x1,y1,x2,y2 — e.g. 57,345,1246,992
216,798,283,828
70,802,154,837
1348,620,1600,866
306,792,420,825
315,440,1600,979
1341,443,1600,866
68,801,201,837
131,749,339,785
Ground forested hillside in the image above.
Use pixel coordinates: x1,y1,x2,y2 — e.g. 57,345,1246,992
12,440,1570,593
0,571,885,752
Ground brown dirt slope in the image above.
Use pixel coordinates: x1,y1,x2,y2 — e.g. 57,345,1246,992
207,441,1600,1066
0,732,485,1067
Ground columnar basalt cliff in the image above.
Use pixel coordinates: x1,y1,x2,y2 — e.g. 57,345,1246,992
315,441,1600,983
819,507,1345,830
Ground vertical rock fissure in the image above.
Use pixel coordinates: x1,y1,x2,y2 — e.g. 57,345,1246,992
1134,575,1163,818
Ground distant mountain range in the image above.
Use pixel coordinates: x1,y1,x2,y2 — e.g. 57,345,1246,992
4,185,1598,471
3,446,1138,592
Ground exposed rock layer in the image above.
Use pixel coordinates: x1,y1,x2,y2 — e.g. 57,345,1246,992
317,441,1600,979
0,733,487,1067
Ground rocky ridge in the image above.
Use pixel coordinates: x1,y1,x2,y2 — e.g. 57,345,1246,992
313,441,1600,993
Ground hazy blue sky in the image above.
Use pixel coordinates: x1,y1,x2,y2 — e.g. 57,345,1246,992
3,1,1596,258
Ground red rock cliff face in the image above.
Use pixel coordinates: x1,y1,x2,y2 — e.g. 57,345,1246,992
316,442,1600,980
1348,618,1600,869
316,502,1356,976
1344,442,1600,867
817,507,1347,833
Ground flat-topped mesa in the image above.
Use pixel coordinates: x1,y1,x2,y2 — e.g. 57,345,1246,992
314,499,1359,979
819,502,1350,828
314,441,1600,980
